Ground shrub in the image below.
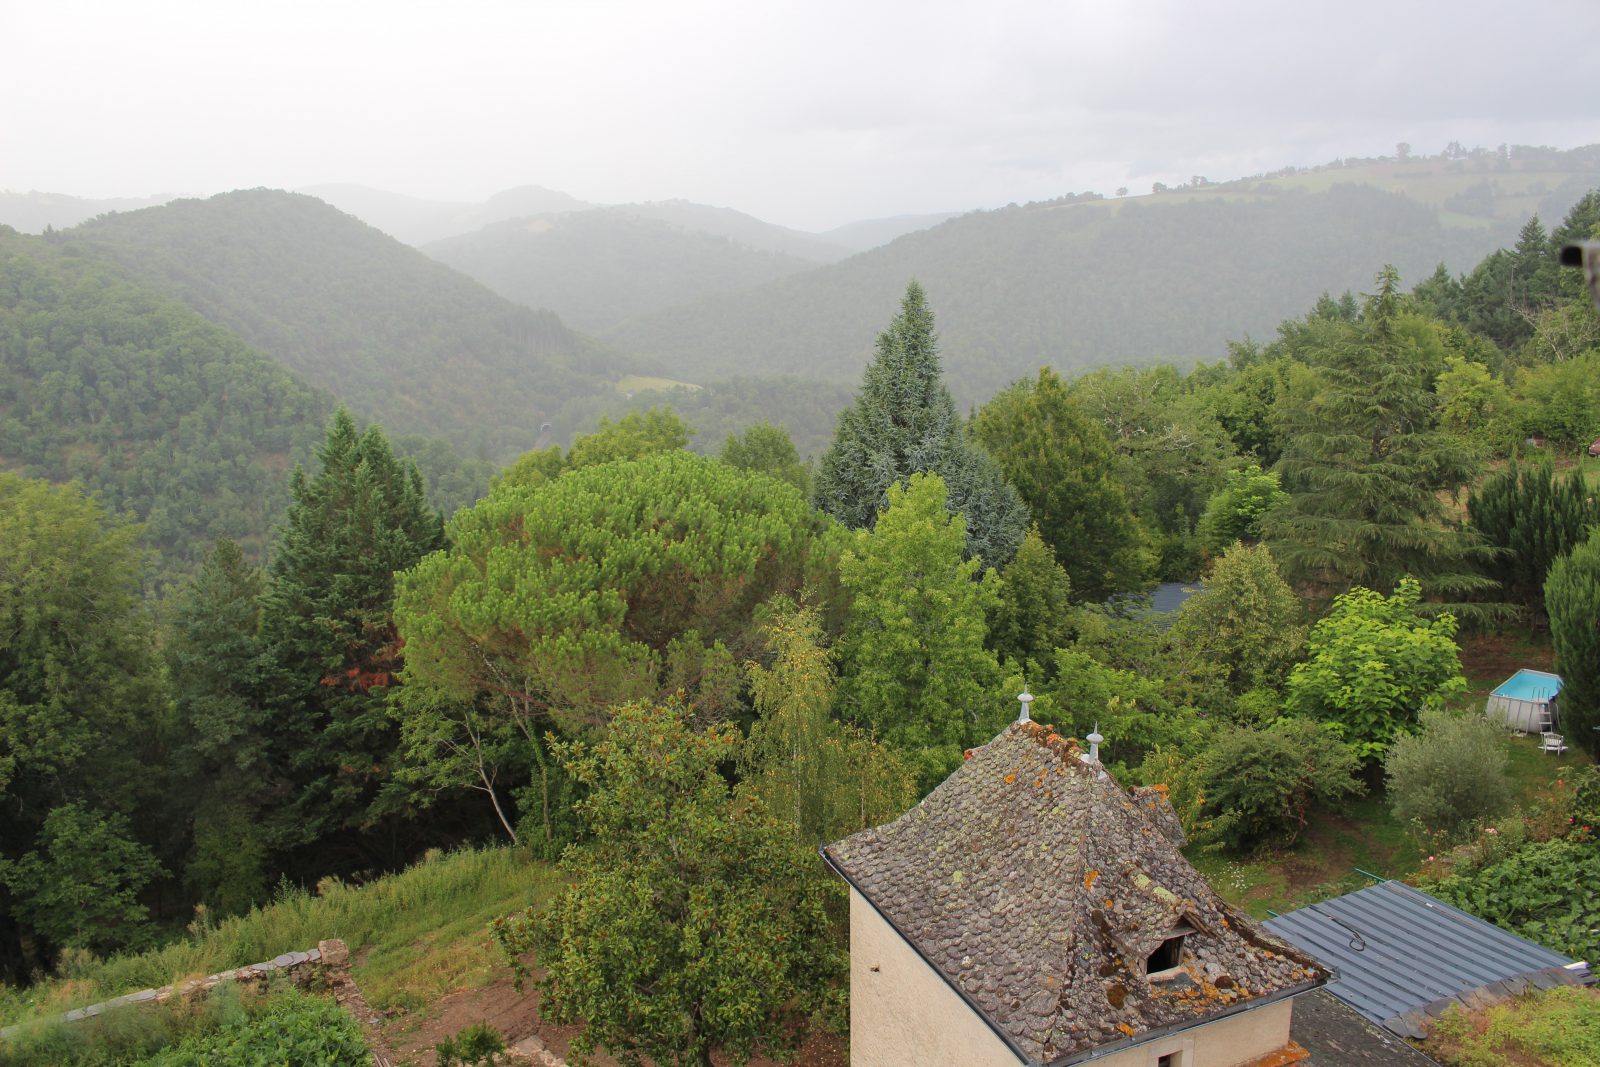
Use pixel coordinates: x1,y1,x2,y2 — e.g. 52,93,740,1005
1143,718,1363,853
1425,836,1600,963
1286,578,1466,761
138,988,368,1066
436,1021,506,1066
1196,465,1288,554
1384,709,1513,842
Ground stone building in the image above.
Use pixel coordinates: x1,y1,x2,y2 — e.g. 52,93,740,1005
822,718,1328,1067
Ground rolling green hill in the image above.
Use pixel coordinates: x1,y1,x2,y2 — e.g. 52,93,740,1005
58,190,635,458
298,183,592,246
0,226,331,584
605,152,1600,406
425,208,829,332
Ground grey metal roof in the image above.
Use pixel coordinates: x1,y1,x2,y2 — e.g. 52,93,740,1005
1265,880,1581,1034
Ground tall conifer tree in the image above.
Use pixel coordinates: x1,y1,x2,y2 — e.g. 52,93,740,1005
259,408,444,865
1263,267,1491,608
814,280,1027,568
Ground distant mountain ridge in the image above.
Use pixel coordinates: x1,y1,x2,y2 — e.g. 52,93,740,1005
0,190,185,232
424,208,830,332
298,183,592,246
601,175,1599,405
57,190,636,458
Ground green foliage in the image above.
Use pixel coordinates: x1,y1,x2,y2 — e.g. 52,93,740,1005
0,227,330,587
1146,718,1363,853
1264,268,1490,603
1428,987,1600,1067
988,527,1076,678
257,409,445,860
497,702,842,1067
1434,356,1516,453
1427,837,1600,964
970,368,1151,599
0,475,165,977
1043,647,1207,777
813,280,1027,568
719,421,810,495
394,451,827,851
1168,543,1305,696
0,804,163,955
739,599,915,844
61,189,631,459
435,1021,506,1067
565,407,692,468
1286,579,1467,761
836,473,1007,787
1384,709,1513,841
1469,457,1600,613
1196,466,1288,555
1513,352,1600,448
1067,365,1238,545
1546,528,1600,754
605,182,1519,407
136,988,368,1067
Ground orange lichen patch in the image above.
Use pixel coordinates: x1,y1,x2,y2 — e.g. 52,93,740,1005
1237,1040,1310,1067
1115,1022,1136,1037
1150,782,1170,795
1084,869,1100,890
1005,772,1017,784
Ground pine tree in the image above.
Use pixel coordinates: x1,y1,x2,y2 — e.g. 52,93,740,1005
1546,530,1600,754
258,408,444,864
1263,267,1492,607
1469,458,1600,616
814,280,1027,568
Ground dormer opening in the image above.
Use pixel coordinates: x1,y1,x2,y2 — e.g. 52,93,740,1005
1145,931,1188,976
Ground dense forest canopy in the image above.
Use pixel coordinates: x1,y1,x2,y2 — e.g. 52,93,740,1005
55,190,637,459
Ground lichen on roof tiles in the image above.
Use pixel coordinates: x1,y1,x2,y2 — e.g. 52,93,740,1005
824,721,1326,1064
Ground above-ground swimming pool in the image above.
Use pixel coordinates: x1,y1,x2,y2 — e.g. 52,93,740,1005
1487,668,1562,732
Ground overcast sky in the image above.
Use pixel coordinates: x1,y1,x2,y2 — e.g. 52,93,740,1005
3,0,1596,231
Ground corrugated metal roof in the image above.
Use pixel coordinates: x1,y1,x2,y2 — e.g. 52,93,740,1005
1265,880,1576,1029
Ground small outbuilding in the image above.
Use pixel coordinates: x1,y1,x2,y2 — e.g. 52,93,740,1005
1486,668,1562,733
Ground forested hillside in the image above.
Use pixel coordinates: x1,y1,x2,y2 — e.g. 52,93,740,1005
604,184,1516,401
425,209,827,332
58,190,634,457
0,226,330,583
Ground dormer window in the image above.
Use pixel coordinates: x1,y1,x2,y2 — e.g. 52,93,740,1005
1145,930,1189,976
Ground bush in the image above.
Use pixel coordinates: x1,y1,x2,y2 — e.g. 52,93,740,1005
1143,717,1363,853
1425,836,1600,964
436,1021,506,1066
1429,987,1600,1067
1384,709,1513,842
1196,465,1288,554
138,988,368,1066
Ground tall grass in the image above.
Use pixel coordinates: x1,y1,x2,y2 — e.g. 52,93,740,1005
0,847,558,1028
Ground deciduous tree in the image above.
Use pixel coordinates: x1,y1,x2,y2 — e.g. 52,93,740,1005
493,702,842,1067
1546,529,1600,754
836,473,1007,786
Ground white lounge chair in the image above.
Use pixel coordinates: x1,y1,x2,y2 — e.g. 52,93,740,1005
1540,731,1568,755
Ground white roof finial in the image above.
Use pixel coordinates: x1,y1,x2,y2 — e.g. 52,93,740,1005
1083,722,1104,765
1017,690,1034,723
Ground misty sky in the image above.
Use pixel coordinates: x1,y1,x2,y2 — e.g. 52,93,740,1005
3,0,1596,231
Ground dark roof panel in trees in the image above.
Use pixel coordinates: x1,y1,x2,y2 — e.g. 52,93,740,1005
1264,879,1587,1037
823,721,1325,1065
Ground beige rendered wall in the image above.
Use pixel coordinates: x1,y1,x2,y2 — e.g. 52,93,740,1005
847,885,1297,1067
1084,998,1296,1067
848,887,1023,1067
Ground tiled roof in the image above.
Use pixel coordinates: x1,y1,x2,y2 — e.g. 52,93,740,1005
824,721,1326,1065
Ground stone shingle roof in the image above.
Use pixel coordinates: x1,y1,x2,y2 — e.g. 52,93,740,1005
823,721,1327,1065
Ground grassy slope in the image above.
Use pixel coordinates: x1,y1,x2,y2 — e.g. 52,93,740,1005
0,848,557,1028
